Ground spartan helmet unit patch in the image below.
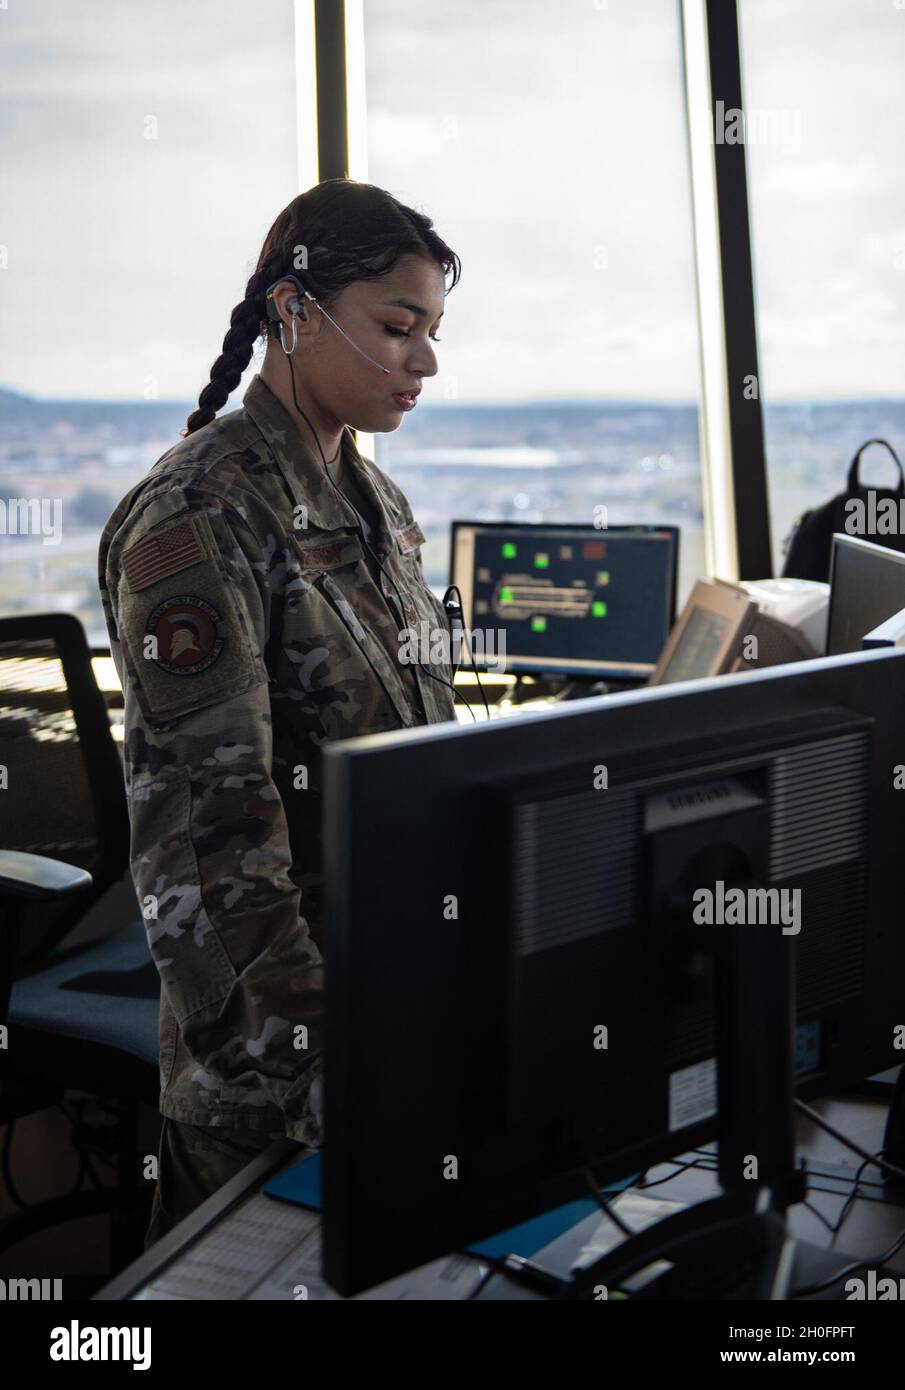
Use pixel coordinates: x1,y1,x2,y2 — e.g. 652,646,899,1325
145,595,226,675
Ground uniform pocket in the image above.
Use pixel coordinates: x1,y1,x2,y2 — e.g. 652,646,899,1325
282,544,419,737
316,572,419,731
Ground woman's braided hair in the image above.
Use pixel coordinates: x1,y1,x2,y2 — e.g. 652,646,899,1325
182,178,461,437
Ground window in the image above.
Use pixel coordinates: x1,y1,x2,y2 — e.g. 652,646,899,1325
740,0,905,570
362,0,705,601
0,0,300,642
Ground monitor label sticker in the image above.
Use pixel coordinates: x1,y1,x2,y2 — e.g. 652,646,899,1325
668,1058,717,1132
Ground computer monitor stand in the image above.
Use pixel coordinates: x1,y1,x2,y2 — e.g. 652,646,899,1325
560,884,858,1300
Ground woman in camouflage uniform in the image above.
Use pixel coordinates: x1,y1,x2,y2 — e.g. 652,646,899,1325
97,180,462,1247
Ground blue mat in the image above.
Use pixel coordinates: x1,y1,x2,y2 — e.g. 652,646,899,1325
263,1152,323,1208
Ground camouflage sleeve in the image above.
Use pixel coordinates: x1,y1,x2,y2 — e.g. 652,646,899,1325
105,485,323,1147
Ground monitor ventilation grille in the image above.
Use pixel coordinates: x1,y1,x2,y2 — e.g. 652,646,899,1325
512,788,639,957
769,731,868,879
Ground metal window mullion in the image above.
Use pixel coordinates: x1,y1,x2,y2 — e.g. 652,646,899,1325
680,0,772,581
314,0,349,181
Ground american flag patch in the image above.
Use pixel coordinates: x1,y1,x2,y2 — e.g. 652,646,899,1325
122,515,206,592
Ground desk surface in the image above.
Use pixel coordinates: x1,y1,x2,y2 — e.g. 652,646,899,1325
94,1093,905,1301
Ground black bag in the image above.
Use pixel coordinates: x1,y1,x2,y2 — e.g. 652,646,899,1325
781,438,905,582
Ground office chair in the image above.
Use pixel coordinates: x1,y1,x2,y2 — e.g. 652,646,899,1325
0,614,160,1273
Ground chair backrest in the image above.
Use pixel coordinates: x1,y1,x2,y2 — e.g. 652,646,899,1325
0,614,129,970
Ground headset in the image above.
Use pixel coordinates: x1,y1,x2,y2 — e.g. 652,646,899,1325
264,273,489,721
266,273,391,375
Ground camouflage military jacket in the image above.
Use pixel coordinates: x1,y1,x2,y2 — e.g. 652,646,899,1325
97,373,456,1146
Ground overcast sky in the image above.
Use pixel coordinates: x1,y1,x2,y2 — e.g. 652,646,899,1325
1,0,903,405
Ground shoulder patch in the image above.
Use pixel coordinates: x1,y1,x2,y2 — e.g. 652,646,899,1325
123,515,206,592
146,595,225,675
113,505,267,726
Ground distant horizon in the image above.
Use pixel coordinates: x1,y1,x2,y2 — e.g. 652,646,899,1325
3,383,905,411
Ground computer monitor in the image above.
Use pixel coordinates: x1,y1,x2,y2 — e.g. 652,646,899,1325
827,534,905,654
322,648,905,1294
449,521,678,680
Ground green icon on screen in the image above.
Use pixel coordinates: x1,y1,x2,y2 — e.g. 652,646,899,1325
592,600,607,618
502,542,517,558
534,553,549,568
500,586,514,603
531,616,547,632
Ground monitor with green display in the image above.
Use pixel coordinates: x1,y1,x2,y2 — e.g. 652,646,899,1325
449,521,678,679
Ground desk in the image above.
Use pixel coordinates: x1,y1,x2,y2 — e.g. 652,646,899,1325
94,1093,905,1301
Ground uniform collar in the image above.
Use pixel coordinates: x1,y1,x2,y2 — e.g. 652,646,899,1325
242,372,397,553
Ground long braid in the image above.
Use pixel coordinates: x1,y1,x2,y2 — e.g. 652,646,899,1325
182,246,288,437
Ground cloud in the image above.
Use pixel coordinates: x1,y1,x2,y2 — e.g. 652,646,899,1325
758,156,888,203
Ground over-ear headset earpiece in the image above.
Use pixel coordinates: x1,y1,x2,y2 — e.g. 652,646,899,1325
264,273,315,326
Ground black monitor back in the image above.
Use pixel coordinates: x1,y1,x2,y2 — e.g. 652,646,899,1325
322,649,905,1295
